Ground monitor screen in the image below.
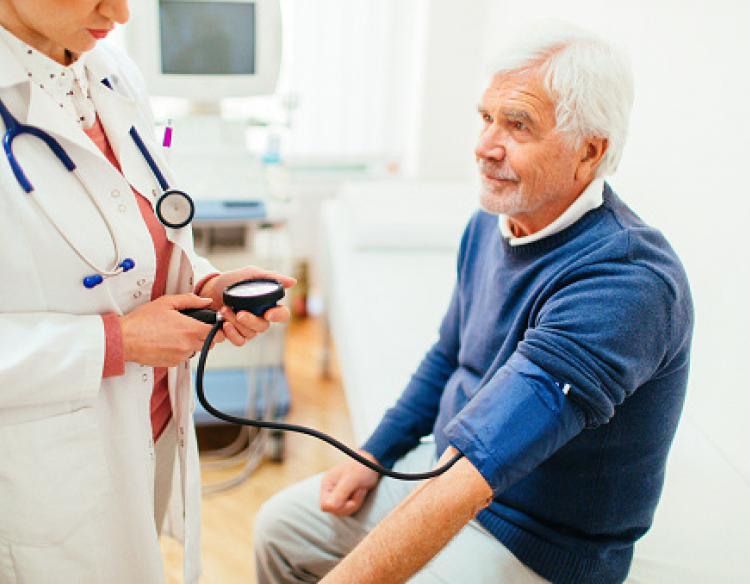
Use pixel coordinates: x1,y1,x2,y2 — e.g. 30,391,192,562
159,0,256,75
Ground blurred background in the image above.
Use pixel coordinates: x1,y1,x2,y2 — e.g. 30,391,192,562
113,1,749,581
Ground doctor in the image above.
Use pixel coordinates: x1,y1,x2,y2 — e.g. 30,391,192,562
0,0,293,582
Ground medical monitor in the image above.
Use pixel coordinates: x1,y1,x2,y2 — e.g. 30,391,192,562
127,0,281,100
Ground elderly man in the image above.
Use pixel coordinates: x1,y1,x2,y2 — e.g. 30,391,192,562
254,23,693,584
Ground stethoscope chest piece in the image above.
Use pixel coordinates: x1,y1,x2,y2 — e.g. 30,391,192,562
128,125,195,231
155,189,194,229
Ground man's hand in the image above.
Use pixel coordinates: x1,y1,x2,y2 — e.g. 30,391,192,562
320,451,381,516
200,266,296,347
120,294,226,367
322,447,493,584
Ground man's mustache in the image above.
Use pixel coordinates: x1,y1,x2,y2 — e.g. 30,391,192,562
478,160,519,181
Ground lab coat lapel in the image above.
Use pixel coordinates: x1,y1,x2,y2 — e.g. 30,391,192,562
0,33,28,88
88,74,160,204
87,47,192,252
24,84,106,162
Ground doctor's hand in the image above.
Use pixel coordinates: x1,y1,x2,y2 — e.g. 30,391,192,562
199,266,296,347
320,451,381,516
120,294,226,368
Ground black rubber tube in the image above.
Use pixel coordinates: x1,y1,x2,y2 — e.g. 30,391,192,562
195,321,464,480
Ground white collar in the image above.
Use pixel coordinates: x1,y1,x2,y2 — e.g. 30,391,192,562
0,25,96,128
499,178,605,246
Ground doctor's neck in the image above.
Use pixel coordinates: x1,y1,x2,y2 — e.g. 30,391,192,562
0,5,76,66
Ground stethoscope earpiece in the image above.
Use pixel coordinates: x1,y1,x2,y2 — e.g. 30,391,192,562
83,258,135,289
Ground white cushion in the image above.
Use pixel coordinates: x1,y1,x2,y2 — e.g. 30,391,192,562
338,180,479,250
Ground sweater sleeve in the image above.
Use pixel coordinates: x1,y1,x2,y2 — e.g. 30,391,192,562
100,312,125,378
194,272,220,296
443,263,677,494
361,283,461,467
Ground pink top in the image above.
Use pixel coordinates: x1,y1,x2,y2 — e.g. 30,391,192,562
87,117,173,441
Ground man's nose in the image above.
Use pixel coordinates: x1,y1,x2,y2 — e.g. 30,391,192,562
475,126,506,161
100,0,130,25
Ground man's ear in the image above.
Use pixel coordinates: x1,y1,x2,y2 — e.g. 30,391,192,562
575,137,609,181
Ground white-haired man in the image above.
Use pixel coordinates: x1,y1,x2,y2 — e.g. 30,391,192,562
253,23,693,584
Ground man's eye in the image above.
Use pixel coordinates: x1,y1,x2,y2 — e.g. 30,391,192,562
512,121,526,131
481,113,492,123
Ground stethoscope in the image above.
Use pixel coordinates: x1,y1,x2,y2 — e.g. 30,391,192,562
183,279,465,481
0,82,194,289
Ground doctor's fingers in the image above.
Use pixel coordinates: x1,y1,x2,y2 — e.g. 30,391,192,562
162,293,214,311
264,305,291,324
207,329,226,349
231,267,297,289
222,321,255,347
221,308,270,335
176,320,220,351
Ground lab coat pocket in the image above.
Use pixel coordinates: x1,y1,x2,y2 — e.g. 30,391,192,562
0,407,110,546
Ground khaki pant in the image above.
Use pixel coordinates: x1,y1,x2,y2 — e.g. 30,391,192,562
253,442,547,583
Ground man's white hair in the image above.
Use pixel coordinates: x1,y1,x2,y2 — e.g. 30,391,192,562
490,21,634,177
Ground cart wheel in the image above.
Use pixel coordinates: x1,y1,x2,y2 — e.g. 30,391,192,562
268,430,285,463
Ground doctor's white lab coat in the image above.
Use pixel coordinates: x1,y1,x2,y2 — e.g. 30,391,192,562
0,38,213,583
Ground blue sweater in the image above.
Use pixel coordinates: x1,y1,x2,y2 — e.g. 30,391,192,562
363,185,694,584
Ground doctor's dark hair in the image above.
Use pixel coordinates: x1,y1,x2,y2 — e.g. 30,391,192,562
488,21,634,178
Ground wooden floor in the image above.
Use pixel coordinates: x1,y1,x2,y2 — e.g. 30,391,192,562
161,317,354,583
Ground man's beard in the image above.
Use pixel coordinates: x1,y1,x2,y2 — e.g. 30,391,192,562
477,159,525,215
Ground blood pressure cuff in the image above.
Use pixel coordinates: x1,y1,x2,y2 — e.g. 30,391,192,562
442,352,586,496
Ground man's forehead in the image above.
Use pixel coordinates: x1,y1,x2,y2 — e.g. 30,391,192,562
480,71,552,111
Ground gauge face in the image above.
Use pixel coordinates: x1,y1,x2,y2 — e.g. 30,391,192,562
224,278,284,316
228,281,280,297
156,190,194,228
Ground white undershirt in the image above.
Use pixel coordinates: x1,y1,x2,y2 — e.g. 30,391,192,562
499,178,605,246
0,25,97,128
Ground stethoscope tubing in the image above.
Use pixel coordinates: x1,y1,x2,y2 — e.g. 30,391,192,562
0,98,76,194
1,98,128,277
129,126,170,191
196,319,465,481
30,167,127,278
0,91,192,286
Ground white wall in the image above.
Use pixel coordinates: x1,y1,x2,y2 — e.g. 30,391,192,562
276,0,410,162
400,0,490,179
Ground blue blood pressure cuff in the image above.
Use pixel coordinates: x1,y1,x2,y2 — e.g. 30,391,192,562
442,352,586,495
